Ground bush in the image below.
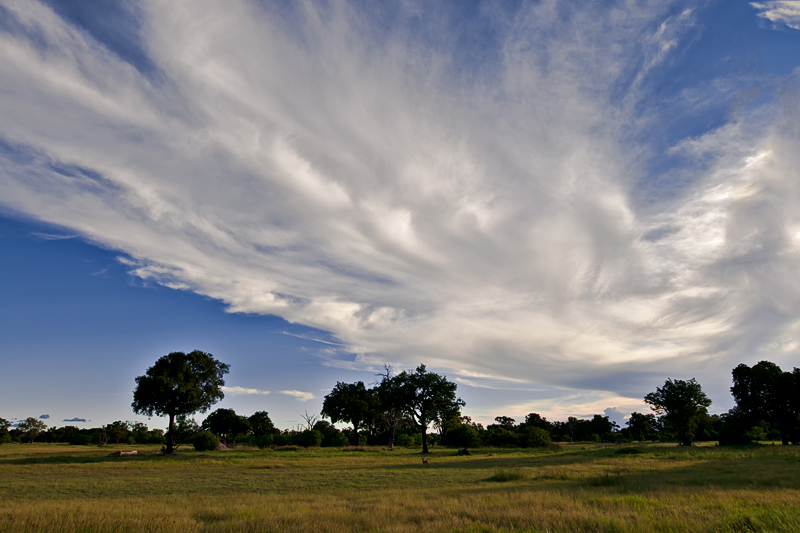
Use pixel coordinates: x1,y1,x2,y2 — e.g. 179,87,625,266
254,435,273,449
295,429,323,447
193,431,219,451
523,427,551,448
395,434,414,447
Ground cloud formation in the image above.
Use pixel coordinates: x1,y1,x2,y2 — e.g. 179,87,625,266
0,1,798,412
279,390,316,402
38,414,49,419
63,418,87,423
222,386,271,396
752,1,800,30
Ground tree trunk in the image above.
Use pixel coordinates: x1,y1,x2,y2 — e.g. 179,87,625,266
352,422,360,446
780,429,789,446
421,415,429,454
165,413,176,454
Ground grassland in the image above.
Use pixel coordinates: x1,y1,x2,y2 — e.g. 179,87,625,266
2,442,800,532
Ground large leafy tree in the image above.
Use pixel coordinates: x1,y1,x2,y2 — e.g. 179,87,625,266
202,408,251,446
731,361,796,445
644,378,711,446
321,381,373,445
132,350,229,454
390,364,464,453
248,411,276,438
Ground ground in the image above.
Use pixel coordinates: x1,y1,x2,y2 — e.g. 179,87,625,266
1,442,799,532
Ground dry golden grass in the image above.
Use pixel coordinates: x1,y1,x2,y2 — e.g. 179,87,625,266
2,442,800,532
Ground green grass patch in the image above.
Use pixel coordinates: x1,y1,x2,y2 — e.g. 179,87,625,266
2,442,800,531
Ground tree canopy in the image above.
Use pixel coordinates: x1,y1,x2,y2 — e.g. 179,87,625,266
321,381,374,445
131,350,229,454
731,361,798,445
389,364,464,453
18,417,47,443
644,378,711,446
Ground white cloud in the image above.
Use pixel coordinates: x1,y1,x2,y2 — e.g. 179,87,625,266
0,0,797,413
279,390,316,402
752,1,800,30
221,386,270,396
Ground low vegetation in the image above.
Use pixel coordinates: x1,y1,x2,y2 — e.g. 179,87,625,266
2,442,800,532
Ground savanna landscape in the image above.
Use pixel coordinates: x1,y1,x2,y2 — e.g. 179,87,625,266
2,441,800,533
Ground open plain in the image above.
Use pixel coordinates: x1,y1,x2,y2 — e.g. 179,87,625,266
2,442,800,532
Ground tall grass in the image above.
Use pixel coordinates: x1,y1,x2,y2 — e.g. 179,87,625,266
2,443,800,532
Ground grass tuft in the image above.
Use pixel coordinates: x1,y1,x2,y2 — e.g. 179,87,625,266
490,467,527,482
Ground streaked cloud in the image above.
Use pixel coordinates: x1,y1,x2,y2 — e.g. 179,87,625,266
0,0,797,416
279,390,316,402
63,417,87,423
752,1,800,30
38,414,50,419
221,386,271,396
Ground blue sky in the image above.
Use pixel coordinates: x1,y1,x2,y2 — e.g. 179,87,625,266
1,0,800,431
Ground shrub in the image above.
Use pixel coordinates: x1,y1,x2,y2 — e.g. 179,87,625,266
395,434,414,447
457,448,471,456
296,429,323,447
523,427,551,448
193,431,219,451
254,435,273,449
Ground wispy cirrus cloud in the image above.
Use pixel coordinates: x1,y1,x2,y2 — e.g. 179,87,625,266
0,0,797,416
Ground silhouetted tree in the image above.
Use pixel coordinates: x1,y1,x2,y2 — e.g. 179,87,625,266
248,411,275,438
389,364,464,453
644,378,711,446
18,417,47,443
626,412,658,441
132,350,229,454
202,408,251,446
731,361,796,445
321,381,373,445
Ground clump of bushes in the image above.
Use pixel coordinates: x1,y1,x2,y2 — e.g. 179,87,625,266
193,431,219,452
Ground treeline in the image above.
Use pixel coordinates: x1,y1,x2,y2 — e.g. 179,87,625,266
2,358,799,449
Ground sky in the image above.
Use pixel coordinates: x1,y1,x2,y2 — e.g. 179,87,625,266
1,0,800,432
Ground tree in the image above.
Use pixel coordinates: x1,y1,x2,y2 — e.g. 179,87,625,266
202,408,251,446
106,421,130,444
389,364,465,454
0,418,10,443
248,411,275,438
18,417,47,443
626,412,658,441
321,381,373,445
175,416,200,444
376,365,407,450
522,413,554,434
644,378,711,446
731,361,796,445
132,350,229,454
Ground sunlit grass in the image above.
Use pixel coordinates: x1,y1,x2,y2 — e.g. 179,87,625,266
2,442,800,532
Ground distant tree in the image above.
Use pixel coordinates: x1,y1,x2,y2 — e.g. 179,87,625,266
106,421,130,444
321,381,373,446
248,411,275,438
202,408,251,446
522,427,551,448
626,412,658,441
731,361,796,445
175,415,200,444
0,418,10,438
18,417,47,443
494,416,516,429
522,413,554,434
389,364,465,454
644,378,711,446
132,350,229,454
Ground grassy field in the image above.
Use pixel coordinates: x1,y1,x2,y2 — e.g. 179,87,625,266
2,442,800,532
